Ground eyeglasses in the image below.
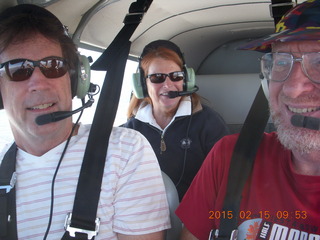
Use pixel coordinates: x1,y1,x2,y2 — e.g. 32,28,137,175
260,52,320,83
147,71,185,84
0,56,68,82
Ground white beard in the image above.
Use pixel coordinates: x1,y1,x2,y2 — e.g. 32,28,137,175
271,108,320,155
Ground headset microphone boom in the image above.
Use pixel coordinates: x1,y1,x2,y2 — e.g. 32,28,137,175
35,83,98,125
168,85,199,98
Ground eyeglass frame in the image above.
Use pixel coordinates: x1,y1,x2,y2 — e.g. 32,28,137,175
260,52,320,84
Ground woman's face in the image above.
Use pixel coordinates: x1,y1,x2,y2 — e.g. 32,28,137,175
146,57,184,115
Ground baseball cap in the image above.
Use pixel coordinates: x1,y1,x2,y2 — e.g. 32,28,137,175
239,0,320,52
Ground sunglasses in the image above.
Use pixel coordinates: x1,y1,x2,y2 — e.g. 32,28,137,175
0,56,68,82
147,71,185,84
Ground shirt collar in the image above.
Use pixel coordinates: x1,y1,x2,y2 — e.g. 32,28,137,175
135,96,192,130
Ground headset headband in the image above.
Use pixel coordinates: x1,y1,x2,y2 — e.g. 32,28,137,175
0,4,65,31
140,40,185,64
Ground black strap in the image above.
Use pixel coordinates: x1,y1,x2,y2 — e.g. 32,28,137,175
215,1,294,239
0,143,18,240
91,0,153,71
61,43,130,240
270,0,295,25
216,86,269,239
62,1,153,239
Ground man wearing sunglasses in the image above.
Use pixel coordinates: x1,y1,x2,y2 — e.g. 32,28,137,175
0,4,170,240
123,40,229,201
177,1,320,240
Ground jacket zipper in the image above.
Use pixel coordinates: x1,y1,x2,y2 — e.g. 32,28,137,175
159,116,188,154
146,116,189,154
160,134,166,154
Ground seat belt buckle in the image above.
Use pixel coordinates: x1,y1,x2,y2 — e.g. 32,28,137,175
123,0,152,24
123,12,144,24
0,172,17,194
64,213,100,240
208,229,238,240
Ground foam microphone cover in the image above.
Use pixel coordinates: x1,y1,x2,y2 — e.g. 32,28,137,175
168,91,180,98
291,115,320,130
36,113,56,125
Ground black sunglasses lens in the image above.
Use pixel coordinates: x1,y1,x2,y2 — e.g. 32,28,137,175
170,72,184,81
40,59,67,78
149,73,167,83
6,59,33,82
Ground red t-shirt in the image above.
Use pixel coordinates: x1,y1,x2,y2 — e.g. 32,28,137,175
176,132,320,240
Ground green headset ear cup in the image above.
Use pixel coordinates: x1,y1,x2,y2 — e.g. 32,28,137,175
132,72,146,99
76,55,91,99
185,67,196,91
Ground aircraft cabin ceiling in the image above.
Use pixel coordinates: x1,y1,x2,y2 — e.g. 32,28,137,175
0,0,303,70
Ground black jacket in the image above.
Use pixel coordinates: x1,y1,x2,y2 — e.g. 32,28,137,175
122,103,229,200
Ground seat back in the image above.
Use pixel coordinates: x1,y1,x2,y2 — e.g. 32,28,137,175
196,73,275,133
161,171,182,240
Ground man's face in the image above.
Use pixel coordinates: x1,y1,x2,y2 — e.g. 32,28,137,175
0,33,73,144
269,40,320,154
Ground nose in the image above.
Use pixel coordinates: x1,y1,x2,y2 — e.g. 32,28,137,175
282,62,315,98
27,67,50,92
162,75,173,88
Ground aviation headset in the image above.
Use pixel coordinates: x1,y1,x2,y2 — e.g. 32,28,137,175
132,40,196,99
0,4,91,110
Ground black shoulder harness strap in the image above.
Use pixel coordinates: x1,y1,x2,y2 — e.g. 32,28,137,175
213,86,269,240
213,1,295,239
0,143,17,240
62,1,152,239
